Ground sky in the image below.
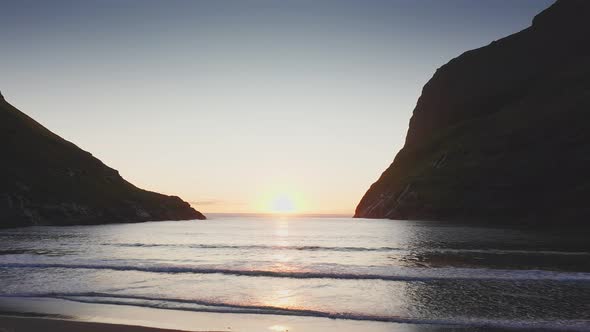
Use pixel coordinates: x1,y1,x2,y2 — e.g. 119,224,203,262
1,0,553,215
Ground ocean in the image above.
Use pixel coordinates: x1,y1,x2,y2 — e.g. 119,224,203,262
0,216,588,331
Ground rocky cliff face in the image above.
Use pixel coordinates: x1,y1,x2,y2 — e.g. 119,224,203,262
355,0,590,224
0,93,205,228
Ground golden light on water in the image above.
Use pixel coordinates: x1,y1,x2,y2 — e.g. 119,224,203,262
262,287,300,311
268,324,290,332
274,220,289,238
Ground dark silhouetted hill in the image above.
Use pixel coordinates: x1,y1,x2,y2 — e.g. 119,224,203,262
0,92,205,228
355,0,590,225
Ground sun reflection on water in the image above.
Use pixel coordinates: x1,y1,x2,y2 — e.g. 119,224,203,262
268,324,290,332
271,219,295,265
262,288,300,310
274,219,289,238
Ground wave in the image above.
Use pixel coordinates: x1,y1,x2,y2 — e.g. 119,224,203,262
1,262,589,282
103,242,590,256
105,243,407,252
1,292,587,331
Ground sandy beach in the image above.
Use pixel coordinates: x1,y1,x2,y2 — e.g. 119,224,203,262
4,288,584,332
0,316,217,332
0,297,461,332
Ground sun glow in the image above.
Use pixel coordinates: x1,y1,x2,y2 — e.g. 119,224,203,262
270,194,296,214
260,188,307,215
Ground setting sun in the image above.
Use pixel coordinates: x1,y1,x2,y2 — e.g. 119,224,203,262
259,188,307,215
270,194,295,214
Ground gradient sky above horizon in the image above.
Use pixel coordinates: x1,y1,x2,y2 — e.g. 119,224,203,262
1,0,553,215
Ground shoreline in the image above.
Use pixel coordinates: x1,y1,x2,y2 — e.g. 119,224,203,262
0,297,460,332
1,296,586,331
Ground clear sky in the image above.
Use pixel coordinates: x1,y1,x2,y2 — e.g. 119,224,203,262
1,0,553,215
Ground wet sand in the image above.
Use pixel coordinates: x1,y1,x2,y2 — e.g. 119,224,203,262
0,316,218,332
0,297,457,332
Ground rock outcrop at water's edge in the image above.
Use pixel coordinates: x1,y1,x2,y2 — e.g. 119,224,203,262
355,0,590,225
0,92,205,228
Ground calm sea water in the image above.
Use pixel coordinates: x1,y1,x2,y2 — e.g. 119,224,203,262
0,216,589,330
